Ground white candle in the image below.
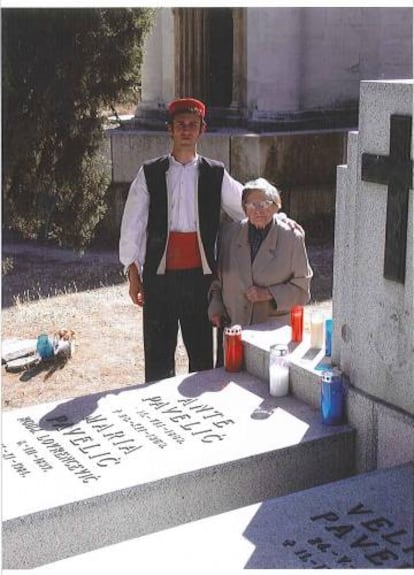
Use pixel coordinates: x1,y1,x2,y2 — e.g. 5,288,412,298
310,312,324,348
269,364,290,397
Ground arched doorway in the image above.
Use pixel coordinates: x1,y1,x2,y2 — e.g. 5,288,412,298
207,8,233,107
173,8,245,118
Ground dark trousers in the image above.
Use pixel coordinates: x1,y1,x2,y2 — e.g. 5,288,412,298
143,268,214,382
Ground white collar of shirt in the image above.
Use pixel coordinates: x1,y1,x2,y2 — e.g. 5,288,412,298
166,153,199,234
168,153,199,169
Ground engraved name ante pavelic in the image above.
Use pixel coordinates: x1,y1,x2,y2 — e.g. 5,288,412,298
138,395,236,443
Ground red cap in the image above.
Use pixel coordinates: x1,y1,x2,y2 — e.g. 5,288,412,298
168,98,206,119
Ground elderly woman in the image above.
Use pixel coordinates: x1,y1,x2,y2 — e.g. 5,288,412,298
208,178,313,328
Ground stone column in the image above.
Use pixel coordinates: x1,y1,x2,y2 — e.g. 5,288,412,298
230,8,246,112
174,8,208,100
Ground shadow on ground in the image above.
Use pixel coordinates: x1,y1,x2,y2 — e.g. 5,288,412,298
2,231,333,308
2,240,125,308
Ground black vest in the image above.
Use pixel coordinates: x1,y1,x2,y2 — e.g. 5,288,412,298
143,155,225,276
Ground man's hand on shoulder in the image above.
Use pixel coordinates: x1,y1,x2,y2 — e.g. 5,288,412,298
277,212,305,236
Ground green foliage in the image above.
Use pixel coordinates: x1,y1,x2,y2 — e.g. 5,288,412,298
2,7,155,250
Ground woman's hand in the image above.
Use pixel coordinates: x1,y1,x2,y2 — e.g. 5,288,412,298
245,286,273,303
210,314,223,328
128,264,145,307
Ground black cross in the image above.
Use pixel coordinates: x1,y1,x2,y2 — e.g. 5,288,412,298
361,114,413,284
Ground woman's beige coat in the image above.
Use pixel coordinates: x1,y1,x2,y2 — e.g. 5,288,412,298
208,216,313,327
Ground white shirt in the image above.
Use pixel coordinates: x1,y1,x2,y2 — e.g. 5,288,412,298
119,154,245,275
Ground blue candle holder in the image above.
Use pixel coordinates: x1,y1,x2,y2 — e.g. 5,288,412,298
325,318,333,357
36,334,54,360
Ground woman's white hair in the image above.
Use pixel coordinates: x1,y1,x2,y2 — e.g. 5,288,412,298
242,177,281,208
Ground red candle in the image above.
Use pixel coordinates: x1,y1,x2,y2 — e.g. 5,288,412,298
290,306,304,343
224,325,244,372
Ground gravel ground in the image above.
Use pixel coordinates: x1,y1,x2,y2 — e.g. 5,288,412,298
2,236,333,411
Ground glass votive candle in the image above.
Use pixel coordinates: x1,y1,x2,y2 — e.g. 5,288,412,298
269,344,290,397
310,311,324,348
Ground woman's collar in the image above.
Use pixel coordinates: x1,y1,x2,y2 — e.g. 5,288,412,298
248,219,274,235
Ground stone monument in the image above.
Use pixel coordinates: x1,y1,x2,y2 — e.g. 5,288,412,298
2,369,354,569
332,79,414,472
24,463,411,571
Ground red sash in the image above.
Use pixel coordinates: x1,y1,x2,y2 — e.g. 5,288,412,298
166,231,202,270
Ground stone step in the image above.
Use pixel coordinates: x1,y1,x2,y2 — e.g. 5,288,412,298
2,368,355,569
30,463,413,572
242,321,335,408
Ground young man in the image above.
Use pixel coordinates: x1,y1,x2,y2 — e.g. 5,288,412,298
119,98,244,381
